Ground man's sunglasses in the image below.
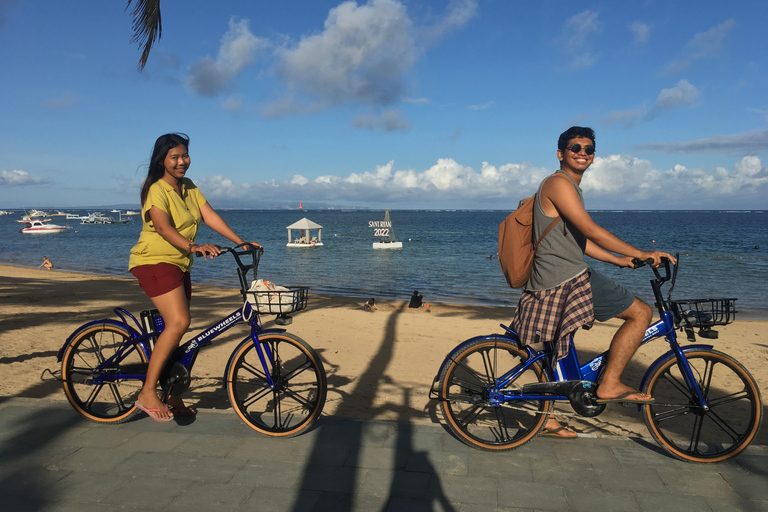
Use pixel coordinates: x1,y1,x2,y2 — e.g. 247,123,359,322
565,143,595,156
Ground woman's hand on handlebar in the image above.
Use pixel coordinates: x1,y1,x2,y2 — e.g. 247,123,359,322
239,241,263,254
190,243,223,259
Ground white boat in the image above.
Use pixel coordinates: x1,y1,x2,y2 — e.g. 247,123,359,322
19,219,72,234
0,210,12,215
124,210,140,215
81,212,131,224
286,218,324,247
372,210,403,249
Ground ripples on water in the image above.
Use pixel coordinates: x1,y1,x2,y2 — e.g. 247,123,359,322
2,209,766,317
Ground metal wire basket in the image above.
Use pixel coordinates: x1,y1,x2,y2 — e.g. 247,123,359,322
246,286,309,315
670,298,737,329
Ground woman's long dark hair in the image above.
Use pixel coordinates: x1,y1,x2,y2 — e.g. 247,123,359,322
140,133,190,205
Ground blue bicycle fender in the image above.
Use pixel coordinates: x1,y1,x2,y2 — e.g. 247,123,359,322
222,328,287,389
432,334,520,383
56,319,136,362
639,343,714,392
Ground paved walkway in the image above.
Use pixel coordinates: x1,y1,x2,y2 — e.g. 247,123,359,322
0,397,766,512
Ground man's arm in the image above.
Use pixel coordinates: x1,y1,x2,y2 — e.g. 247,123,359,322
542,175,674,266
585,240,636,268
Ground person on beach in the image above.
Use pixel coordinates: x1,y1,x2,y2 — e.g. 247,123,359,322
39,256,53,270
409,290,430,310
513,126,675,438
129,133,260,422
363,297,378,311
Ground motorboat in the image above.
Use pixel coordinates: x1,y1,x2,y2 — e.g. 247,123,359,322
286,218,324,247
372,210,403,249
81,212,131,224
19,219,72,234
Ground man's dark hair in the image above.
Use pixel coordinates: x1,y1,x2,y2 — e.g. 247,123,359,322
558,126,596,151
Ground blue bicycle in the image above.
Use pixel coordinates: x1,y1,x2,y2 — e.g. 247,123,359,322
56,244,327,437
431,256,762,462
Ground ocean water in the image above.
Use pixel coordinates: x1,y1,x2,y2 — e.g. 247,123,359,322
2,209,767,317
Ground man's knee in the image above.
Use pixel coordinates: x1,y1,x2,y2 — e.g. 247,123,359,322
619,298,652,323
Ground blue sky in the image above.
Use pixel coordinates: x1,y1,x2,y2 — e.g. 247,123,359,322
1,0,766,210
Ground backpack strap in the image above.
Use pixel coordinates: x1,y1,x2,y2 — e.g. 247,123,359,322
533,215,561,249
533,170,581,249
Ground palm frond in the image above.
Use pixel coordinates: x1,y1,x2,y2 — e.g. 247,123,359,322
126,0,162,71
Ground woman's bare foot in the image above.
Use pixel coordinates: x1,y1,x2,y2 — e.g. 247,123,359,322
136,390,173,421
165,395,197,417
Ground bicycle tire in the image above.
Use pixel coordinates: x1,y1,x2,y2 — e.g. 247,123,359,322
641,349,762,462
226,332,327,437
61,323,148,423
438,337,551,451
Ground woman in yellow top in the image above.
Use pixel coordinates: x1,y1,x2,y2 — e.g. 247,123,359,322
129,133,260,422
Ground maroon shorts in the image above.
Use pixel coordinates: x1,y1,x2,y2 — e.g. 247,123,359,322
131,263,192,302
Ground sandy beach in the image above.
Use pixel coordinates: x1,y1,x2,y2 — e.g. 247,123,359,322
1,263,765,444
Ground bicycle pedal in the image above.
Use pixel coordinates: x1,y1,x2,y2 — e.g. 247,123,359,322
698,327,719,339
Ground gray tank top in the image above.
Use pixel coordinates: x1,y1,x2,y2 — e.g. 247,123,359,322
526,171,588,290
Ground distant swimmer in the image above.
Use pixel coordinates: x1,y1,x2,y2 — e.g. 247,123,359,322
39,256,53,270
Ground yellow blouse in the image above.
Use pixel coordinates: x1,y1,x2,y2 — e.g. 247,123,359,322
128,178,207,272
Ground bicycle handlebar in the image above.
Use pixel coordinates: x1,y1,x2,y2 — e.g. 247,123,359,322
633,254,681,316
632,256,673,283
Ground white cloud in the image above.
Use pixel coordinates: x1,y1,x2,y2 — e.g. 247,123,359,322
558,10,600,68
266,0,475,127
604,80,699,128
191,153,767,210
583,155,767,206
272,0,415,112
633,129,768,155
467,101,495,111
352,109,412,132
604,103,647,129
418,0,478,46
654,79,699,110
0,169,44,187
222,94,244,113
186,18,268,97
663,19,736,75
628,21,650,45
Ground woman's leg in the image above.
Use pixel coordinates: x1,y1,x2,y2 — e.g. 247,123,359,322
136,285,190,419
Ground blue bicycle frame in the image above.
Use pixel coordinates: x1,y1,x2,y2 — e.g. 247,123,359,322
434,258,714,409
56,287,286,391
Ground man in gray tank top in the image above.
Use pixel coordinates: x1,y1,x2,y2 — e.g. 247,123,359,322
527,126,675,437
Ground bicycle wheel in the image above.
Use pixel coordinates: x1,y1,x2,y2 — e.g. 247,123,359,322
438,337,551,451
642,349,762,462
61,323,148,423
226,332,327,437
